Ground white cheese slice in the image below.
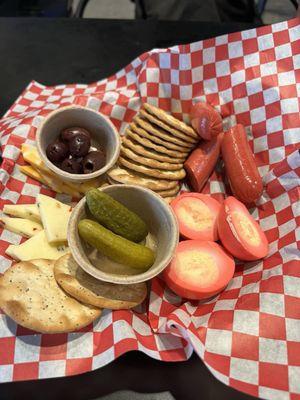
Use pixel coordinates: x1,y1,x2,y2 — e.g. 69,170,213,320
36,194,72,243
5,230,69,261
3,204,41,223
0,217,42,238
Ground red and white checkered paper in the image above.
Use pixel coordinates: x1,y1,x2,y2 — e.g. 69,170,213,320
0,17,300,399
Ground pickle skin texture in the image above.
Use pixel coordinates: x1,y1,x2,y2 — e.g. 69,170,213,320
86,189,148,243
78,219,155,270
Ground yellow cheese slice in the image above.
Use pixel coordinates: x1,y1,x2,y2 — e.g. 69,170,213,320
66,177,106,193
0,217,42,238
21,145,81,198
3,204,41,223
5,230,69,261
18,165,48,186
37,194,72,243
36,169,63,194
37,169,81,198
21,144,46,172
21,144,105,197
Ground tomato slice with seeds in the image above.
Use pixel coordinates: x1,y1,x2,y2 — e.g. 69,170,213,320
163,240,235,300
217,196,268,261
170,193,221,241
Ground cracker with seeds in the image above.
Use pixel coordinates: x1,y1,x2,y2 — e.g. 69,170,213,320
0,259,101,333
54,254,147,310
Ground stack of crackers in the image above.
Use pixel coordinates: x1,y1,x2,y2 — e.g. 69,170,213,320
108,103,199,202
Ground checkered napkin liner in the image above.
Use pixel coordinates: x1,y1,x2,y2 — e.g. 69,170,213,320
0,17,300,399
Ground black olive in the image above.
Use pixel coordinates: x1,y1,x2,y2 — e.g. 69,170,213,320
60,127,91,143
60,157,83,174
69,133,91,157
82,150,106,174
46,141,69,163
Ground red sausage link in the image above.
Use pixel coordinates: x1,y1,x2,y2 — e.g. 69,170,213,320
190,102,223,141
184,133,223,192
222,124,263,203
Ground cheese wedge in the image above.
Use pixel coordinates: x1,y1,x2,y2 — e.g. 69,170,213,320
37,169,81,198
21,144,102,193
21,144,46,172
0,217,42,238
19,165,48,186
3,204,41,223
21,145,81,198
5,230,69,261
37,170,63,194
66,178,106,194
37,194,72,243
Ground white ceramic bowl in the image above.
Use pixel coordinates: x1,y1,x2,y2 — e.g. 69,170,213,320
36,105,120,182
68,184,179,284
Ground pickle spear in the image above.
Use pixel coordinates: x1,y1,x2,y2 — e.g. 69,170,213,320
78,219,155,270
86,189,148,242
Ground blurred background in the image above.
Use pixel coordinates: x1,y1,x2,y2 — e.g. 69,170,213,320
0,0,298,24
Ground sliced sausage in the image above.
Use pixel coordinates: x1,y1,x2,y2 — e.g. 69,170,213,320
190,102,223,140
184,133,223,192
222,124,263,203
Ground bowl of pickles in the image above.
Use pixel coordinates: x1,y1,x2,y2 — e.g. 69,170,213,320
68,185,179,284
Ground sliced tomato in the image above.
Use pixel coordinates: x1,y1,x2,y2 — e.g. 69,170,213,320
218,196,269,261
163,240,235,300
170,193,221,241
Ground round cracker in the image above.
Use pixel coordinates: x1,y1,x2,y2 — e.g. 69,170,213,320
107,175,180,197
156,185,180,198
121,147,183,171
107,177,180,197
0,260,101,333
126,129,187,159
143,103,198,139
138,111,196,147
134,116,194,149
30,259,53,268
108,166,178,190
107,171,181,197
54,254,147,310
122,136,184,164
130,123,190,153
119,156,186,181
139,109,198,145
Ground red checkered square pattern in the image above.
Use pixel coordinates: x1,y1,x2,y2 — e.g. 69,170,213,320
0,18,299,400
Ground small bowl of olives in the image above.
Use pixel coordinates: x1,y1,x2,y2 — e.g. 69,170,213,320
36,105,120,182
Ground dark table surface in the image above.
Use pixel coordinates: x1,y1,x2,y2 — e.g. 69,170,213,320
0,17,259,400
